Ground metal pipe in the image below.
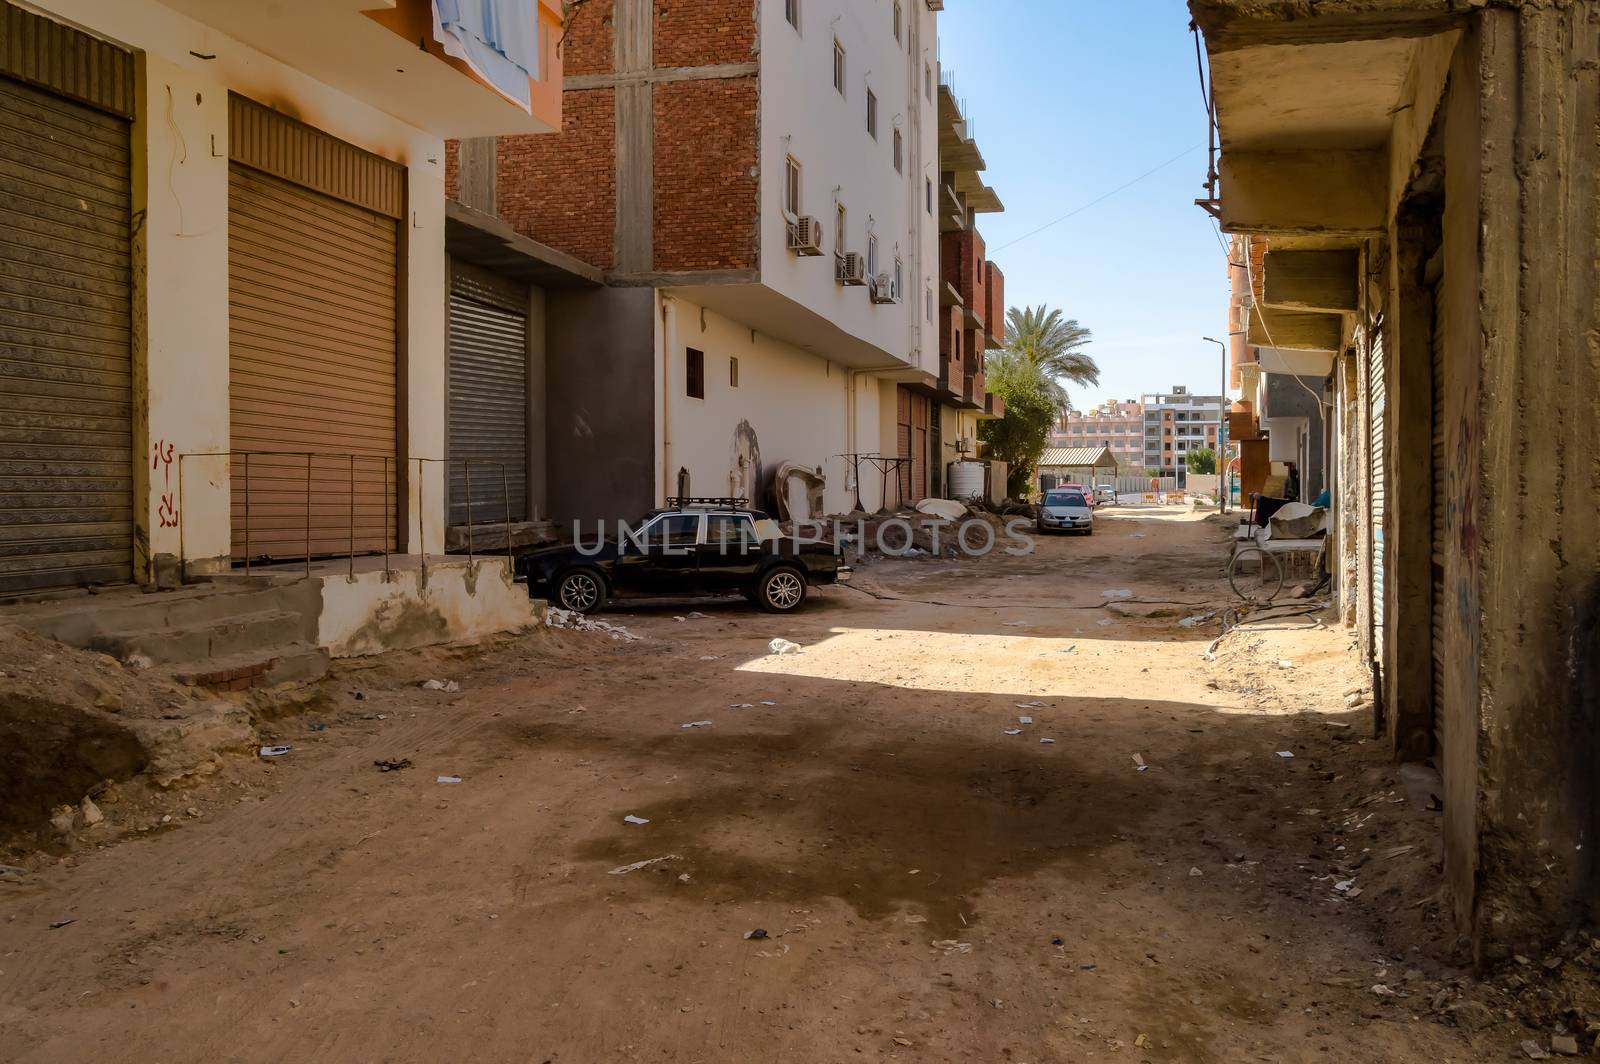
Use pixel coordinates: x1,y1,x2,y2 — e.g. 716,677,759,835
244,452,252,577
177,454,186,583
383,455,392,581
464,459,474,561
304,453,313,577
348,453,356,580
501,462,512,565
418,458,427,591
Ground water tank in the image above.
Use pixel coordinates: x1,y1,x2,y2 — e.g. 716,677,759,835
949,461,986,501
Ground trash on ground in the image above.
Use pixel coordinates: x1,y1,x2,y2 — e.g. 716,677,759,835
768,638,803,655
1371,984,1397,997
1521,1040,1550,1060
374,758,412,772
1189,867,1203,877
1017,715,1034,725
1179,611,1217,628
1102,589,1134,600
421,679,461,692
1097,618,1113,627
699,655,719,661
624,815,650,826
547,608,641,642
48,919,74,930
1003,728,1023,736
608,855,682,876
1059,644,1077,653
1132,753,1147,771
1051,936,1064,946
915,498,969,521
728,703,753,709
258,745,291,758
932,940,973,955
759,700,778,706
436,775,463,785
686,611,708,619
1039,738,1056,745
307,722,327,732
1276,660,1294,669
1276,751,1295,759
681,720,713,729
744,928,769,940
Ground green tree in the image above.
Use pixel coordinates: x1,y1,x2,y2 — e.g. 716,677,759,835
1185,447,1218,475
978,349,1062,498
1005,305,1100,405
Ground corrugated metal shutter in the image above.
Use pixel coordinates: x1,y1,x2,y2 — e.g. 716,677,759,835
1369,329,1387,639
228,164,398,561
447,262,528,528
0,74,133,592
1430,269,1447,753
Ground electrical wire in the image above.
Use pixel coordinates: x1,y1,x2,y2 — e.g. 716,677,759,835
993,143,1204,252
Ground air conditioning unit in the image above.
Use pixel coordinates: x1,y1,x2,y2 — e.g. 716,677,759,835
836,252,867,286
869,273,897,304
787,216,824,256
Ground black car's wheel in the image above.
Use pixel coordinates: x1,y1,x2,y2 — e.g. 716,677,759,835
1036,520,1049,536
554,568,607,614
755,566,807,613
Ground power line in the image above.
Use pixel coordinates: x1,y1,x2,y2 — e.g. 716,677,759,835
993,143,1206,252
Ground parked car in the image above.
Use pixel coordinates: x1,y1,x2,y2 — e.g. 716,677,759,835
515,501,851,614
1095,484,1118,506
1036,488,1095,535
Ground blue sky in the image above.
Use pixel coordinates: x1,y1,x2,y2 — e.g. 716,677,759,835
937,0,1231,410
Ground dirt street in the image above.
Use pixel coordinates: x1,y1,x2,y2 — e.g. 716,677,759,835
0,507,1527,1061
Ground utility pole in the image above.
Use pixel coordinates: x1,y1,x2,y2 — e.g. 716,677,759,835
1202,336,1228,513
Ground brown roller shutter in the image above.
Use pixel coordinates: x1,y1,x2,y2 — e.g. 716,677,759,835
447,262,528,528
1369,328,1387,642
0,73,133,592
228,164,399,561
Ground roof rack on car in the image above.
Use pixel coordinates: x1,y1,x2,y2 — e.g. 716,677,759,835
665,496,748,510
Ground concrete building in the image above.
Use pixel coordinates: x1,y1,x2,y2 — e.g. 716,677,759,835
1050,400,1144,472
1193,0,1600,962
451,0,1006,523
0,0,566,658
1140,386,1224,486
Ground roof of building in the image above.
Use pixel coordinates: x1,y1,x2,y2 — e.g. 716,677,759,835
1038,445,1119,468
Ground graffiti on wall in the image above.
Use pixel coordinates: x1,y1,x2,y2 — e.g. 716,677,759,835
152,440,179,529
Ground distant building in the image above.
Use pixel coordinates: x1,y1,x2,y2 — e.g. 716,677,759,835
1140,387,1225,486
1050,400,1144,472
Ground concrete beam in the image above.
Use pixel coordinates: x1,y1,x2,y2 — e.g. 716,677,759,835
1247,306,1343,352
1264,249,1361,312
1221,150,1387,235
1192,0,1474,53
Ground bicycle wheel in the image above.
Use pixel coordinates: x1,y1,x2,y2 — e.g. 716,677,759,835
1228,546,1284,604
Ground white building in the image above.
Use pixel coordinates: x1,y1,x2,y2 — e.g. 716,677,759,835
1140,386,1226,486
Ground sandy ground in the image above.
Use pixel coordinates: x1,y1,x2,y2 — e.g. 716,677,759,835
0,506,1534,1062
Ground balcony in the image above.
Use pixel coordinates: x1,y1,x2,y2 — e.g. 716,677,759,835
161,0,563,137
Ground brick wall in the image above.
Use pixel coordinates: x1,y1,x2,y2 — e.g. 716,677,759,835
653,0,757,68
444,140,459,200
937,304,963,386
940,229,987,324
985,261,1005,348
497,88,618,270
653,77,758,271
562,0,615,76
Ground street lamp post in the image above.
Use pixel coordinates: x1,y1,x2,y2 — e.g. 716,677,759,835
1202,336,1229,513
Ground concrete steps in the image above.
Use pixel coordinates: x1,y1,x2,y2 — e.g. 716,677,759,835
8,579,327,692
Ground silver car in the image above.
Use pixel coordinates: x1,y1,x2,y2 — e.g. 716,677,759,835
1036,489,1094,535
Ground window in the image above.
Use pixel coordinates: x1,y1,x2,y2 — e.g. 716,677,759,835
649,514,702,549
866,89,877,138
925,176,933,215
893,129,903,173
834,203,847,255
925,62,933,101
833,40,845,96
784,156,801,215
686,347,705,399
785,0,800,31
729,356,739,388
705,514,758,551
892,1,902,43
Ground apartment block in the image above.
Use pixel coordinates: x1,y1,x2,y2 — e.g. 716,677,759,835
1051,401,1144,472
1140,387,1224,486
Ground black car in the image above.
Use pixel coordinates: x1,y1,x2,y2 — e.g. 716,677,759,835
516,501,852,614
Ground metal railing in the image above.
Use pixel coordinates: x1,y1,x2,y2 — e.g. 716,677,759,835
176,452,516,585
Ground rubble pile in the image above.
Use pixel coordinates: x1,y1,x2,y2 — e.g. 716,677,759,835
545,609,641,642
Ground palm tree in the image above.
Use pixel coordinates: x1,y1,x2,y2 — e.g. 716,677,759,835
1004,305,1099,407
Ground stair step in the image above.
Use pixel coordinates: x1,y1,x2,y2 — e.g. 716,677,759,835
88,609,313,666
169,643,331,691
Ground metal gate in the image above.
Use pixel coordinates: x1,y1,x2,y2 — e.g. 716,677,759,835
227,96,402,562
0,8,135,593
1369,328,1388,646
447,261,528,528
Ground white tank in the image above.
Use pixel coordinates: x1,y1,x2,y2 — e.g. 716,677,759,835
949,461,986,501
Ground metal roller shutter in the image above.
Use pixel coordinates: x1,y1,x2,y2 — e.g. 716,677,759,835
447,263,528,528
0,74,133,592
228,164,399,561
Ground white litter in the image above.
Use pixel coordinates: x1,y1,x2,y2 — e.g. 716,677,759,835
608,855,682,876
1276,751,1296,759
1096,618,1114,627
699,655,720,661
1189,867,1204,877
1132,753,1148,771
1102,589,1134,600
1016,701,1045,709
623,815,650,826
1178,611,1217,628
915,497,969,521
673,616,687,622
768,638,803,655
1370,984,1397,997
1003,728,1023,736
421,679,461,692
686,611,708,619
931,940,973,955
728,703,754,709
258,745,291,758
436,775,463,785
1277,659,1295,669
1333,878,1357,893
681,720,713,729
759,700,778,706
1017,716,1033,725
547,608,641,642
1039,738,1056,745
